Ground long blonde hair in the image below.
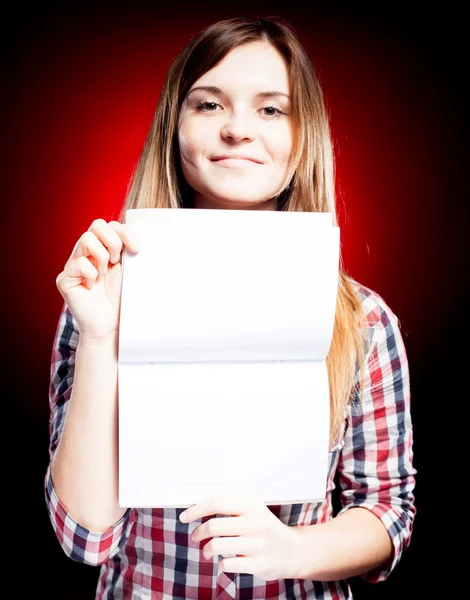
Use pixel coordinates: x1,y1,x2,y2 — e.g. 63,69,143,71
120,16,366,443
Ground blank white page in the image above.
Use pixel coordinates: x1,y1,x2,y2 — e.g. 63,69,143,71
118,208,339,508
118,360,330,507
119,208,339,363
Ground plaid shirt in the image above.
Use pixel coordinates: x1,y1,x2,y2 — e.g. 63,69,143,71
45,282,416,599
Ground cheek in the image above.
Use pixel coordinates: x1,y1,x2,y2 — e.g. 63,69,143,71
270,126,293,167
177,128,192,164
178,123,206,168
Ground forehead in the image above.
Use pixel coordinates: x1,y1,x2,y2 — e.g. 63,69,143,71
193,41,290,93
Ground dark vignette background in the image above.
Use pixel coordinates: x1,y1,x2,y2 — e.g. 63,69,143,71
3,1,466,598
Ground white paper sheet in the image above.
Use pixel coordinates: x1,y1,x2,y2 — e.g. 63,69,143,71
118,208,339,507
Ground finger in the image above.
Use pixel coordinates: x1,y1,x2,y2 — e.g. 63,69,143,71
108,220,140,254
87,219,126,264
218,556,253,575
69,231,111,276
192,516,249,542
57,256,99,291
180,491,262,523
203,536,262,561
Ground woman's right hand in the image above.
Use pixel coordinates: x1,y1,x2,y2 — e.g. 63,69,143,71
56,218,140,342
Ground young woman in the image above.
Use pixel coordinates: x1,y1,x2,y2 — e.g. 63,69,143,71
46,15,416,599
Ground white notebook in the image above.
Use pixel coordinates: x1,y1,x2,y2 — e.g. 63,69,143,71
118,208,339,508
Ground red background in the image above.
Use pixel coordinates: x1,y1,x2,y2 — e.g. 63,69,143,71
4,2,465,598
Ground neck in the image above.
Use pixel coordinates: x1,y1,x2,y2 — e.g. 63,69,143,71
193,193,276,211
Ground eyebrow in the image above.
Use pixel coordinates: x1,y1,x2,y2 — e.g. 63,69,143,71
186,86,290,100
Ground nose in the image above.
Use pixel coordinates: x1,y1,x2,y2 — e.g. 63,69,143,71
220,108,255,143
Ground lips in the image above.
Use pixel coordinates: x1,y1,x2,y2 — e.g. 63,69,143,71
210,155,263,168
211,155,263,164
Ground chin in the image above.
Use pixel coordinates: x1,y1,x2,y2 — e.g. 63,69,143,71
206,186,276,205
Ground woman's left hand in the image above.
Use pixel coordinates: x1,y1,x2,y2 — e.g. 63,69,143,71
179,490,301,581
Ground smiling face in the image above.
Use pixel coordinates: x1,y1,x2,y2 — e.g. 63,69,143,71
178,41,293,211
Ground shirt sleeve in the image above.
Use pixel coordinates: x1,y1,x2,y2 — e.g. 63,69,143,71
335,292,416,583
44,303,133,566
